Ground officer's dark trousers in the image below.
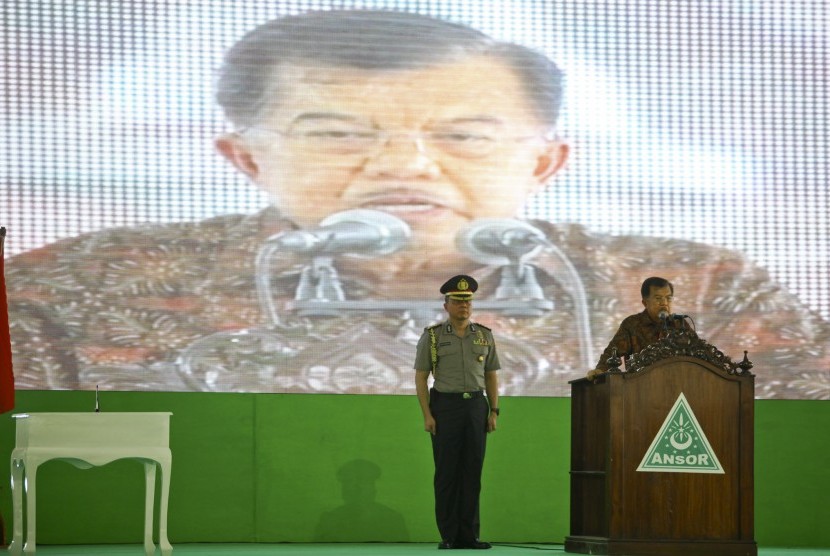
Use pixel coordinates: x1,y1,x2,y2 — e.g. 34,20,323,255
429,390,489,544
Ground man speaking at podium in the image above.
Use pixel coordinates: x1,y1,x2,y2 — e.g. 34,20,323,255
587,277,697,380
5,9,829,398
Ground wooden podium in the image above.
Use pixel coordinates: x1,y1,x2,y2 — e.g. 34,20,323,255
566,331,756,556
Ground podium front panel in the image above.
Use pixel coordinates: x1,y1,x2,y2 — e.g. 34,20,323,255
613,358,745,539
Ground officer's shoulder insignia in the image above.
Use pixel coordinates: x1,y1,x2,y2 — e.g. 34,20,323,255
425,323,442,331
473,322,492,331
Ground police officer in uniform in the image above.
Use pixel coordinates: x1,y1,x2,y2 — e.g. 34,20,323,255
414,275,500,550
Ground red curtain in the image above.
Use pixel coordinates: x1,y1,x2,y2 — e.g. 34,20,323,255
0,227,15,413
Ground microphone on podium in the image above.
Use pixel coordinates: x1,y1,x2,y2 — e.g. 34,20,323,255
658,310,670,334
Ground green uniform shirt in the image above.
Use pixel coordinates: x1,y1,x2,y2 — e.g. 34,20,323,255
414,320,501,392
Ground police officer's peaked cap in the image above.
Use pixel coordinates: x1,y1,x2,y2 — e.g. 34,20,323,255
440,275,478,300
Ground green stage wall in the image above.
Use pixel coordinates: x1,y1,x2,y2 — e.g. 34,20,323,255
1,391,828,547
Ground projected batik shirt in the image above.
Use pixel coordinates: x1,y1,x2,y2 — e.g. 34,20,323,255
6,207,830,399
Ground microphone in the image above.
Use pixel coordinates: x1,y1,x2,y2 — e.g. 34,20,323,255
458,218,596,370
269,209,411,256
659,311,688,319
456,219,548,264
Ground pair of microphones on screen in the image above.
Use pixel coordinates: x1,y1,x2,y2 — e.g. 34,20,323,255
269,208,549,262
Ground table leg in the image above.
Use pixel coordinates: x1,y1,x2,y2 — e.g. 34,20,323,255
143,461,157,556
8,459,24,556
158,454,173,556
23,460,39,554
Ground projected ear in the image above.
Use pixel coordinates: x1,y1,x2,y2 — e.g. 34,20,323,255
216,133,260,180
533,141,569,188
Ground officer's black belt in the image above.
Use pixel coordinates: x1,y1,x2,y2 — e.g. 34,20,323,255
431,389,484,400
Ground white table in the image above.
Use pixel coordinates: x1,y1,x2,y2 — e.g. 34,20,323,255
9,412,173,555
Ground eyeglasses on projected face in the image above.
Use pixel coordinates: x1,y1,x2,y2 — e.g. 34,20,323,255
241,125,554,159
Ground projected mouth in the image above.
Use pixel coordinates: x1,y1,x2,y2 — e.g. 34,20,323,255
361,194,453,217
367,203,438,212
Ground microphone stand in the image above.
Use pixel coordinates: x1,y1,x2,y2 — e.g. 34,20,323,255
659,313,670,339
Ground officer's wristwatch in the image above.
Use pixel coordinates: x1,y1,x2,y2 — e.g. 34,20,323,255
490,408,500,416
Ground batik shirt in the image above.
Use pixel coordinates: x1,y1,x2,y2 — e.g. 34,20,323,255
594,310,697,371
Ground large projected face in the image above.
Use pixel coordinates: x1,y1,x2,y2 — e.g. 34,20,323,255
218,58,564,268
3,3,829,399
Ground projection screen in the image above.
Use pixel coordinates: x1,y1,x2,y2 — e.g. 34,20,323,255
2,0,828,399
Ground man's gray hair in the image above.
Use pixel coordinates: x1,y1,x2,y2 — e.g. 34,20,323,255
216,9,564,128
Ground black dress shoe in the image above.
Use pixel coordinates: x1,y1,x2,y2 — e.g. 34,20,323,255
459,539,492,549
437,540,455,549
